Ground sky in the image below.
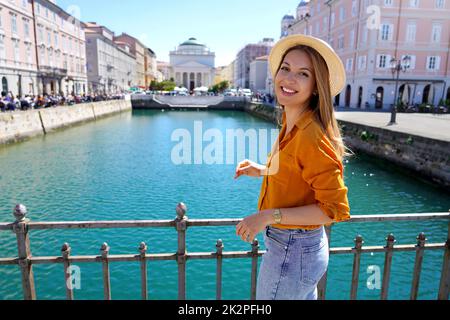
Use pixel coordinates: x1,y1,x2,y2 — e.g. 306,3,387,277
56,0,304,66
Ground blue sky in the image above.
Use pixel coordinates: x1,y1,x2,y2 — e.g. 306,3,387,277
56,0,303,66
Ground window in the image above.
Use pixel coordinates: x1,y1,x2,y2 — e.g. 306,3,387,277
384,0,393,6
352,0,358,16
331,12,335,27
24,21,30,38
340,7,346,22
427,56,440,70
26,44,32,64
406,23,416,42
377,54,391,68
346,58,353,72
0,36,6,61
432,24,442,43
380,24,393,41
338,35,345,49
409,0,419,7
436,0,445,8
11,14,17,34
402,55,416,69
349,29,355,49
358,55,367,70
13,40,20,62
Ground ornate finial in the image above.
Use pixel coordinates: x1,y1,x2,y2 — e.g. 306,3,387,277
354,235,364,249
13,204,27,222
252,239,259,250
139,242,147,253
417,233,426,247
216,239,224,254
385,234,396,248
101,242,109,253
61,242,70,251
176,202,187,219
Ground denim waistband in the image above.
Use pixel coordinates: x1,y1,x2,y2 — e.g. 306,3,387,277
267,225,324,238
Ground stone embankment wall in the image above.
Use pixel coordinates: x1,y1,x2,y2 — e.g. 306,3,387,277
0,99,131,145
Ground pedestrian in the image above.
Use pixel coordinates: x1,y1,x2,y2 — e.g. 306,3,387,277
234,34,351,300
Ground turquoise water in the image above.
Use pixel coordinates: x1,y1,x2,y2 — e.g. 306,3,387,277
0,109,449,300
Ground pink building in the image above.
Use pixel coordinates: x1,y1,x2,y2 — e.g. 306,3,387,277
0,0,38,96
0,0,87,97
287,0,450,109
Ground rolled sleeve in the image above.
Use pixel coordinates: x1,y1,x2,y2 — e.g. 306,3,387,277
299,129,350,223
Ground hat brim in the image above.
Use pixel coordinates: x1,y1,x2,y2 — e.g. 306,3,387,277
269,35,346,97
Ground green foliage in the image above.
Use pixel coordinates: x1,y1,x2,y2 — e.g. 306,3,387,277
149,80,176,92
210,81,230,93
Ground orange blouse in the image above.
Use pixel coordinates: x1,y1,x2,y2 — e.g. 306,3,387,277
257,109,350,230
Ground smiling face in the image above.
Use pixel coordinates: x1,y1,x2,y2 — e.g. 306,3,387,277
274,48,316,110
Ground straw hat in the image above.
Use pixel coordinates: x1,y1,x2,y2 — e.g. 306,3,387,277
269,34,346,97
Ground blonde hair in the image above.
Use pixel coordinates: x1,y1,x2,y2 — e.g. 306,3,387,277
276,45,352,161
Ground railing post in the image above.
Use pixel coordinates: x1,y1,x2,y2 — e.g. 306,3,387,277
250,239,259,301
12,204,36,300
318,225,332,300
438,221,450,300
215,239,223,300
350,235,364,300
61,242,74,300
139,242,148,300
410,233,426,300
100,242,111,300
175,202,188,300
381,234,396,300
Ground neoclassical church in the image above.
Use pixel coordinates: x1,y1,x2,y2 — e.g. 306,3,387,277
169,38,215,91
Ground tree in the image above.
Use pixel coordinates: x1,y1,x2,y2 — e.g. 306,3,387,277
210,80,229,94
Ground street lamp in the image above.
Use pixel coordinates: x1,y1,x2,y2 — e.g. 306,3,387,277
389,55,411,125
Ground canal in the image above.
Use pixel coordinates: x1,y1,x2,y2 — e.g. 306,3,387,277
0,109,449,300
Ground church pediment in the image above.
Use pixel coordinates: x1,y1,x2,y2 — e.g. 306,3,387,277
173,61,211,68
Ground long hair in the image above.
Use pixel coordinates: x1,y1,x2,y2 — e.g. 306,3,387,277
276,45,352,161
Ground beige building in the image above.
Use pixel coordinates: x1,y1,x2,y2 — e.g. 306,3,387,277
286,0,450,109
34,0,88,95
83,22,135,94
157,61,170,81
144,48,157,87
114,33,146,88
249,55,269,93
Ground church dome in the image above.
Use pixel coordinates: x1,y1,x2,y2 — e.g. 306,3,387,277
282,14,295,21
180,37,205,47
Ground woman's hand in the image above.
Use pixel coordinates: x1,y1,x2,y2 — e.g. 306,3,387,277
236,210,272,243
234,159,266,179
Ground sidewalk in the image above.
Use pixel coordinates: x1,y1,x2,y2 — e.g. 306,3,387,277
335,112,450,142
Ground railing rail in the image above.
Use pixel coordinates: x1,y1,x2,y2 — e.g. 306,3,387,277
0,204,449,301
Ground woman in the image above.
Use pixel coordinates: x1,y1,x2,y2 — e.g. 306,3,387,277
234,35,351,300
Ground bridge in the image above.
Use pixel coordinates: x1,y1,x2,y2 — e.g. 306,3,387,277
130,94,251,110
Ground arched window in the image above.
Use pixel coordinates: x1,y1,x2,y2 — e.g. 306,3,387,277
345,85,351,107
375,87,384,109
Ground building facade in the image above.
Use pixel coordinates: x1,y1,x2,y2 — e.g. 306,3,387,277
84,22,135,94
286,0,450,109
34,0,88,95
114,33,146,88
156,61,170,82
169,37,215,90
0,0,38,97
234,38,274,89
144,47,157,87
249,55,269,93
0,0,88,97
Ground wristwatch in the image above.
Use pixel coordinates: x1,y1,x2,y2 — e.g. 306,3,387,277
273,209,282,224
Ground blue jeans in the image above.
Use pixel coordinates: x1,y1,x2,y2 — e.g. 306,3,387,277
256,225,329,300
